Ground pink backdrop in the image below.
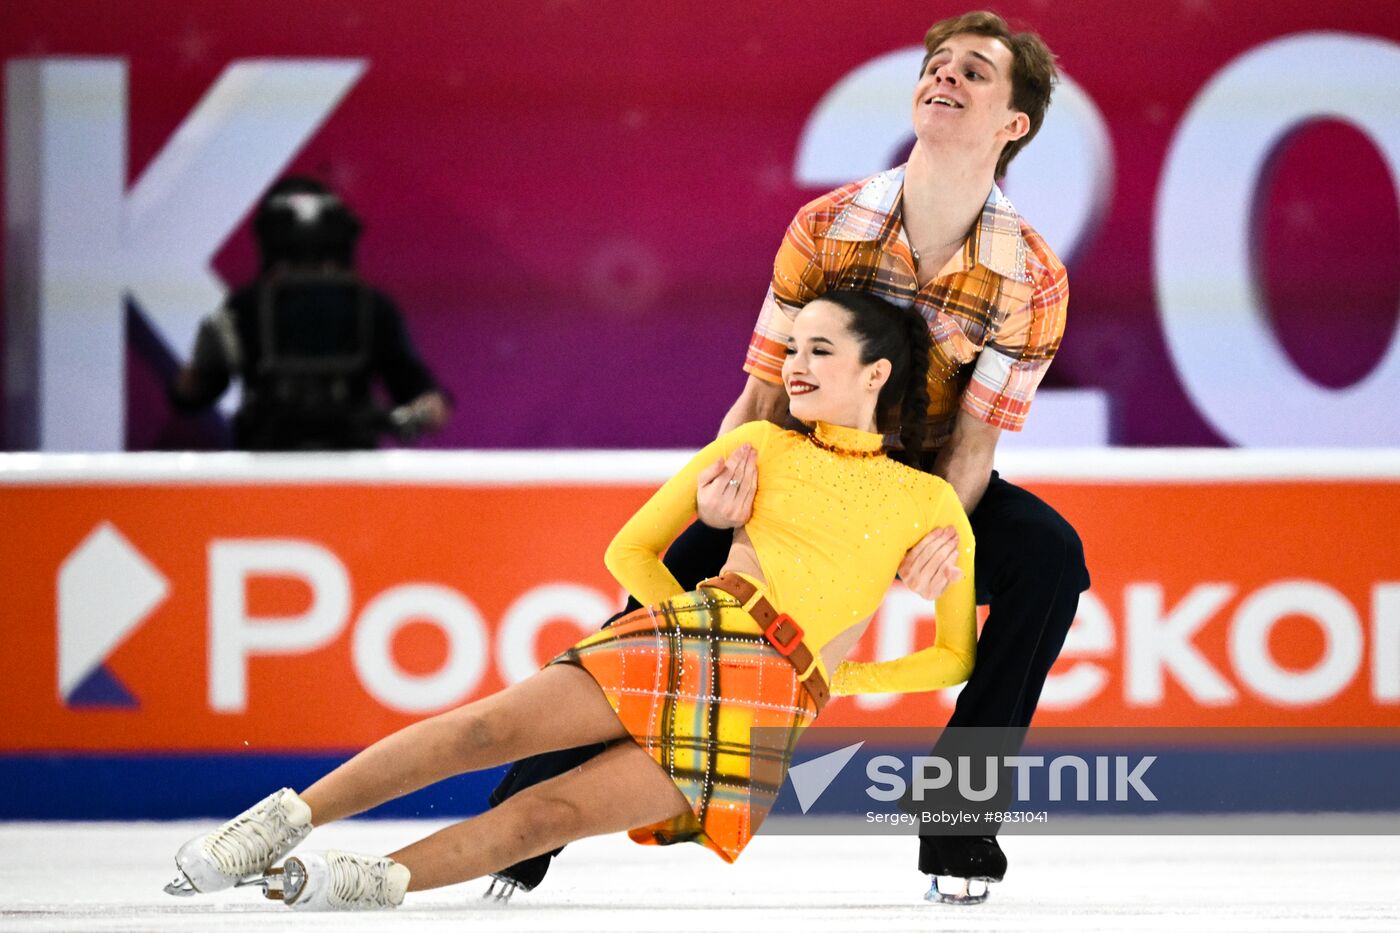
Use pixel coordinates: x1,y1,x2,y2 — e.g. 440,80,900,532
2,1,1398,449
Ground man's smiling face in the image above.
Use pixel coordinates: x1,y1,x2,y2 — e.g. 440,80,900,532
911,32,1027,162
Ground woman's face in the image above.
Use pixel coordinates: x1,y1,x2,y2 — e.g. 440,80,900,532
782,298,885,429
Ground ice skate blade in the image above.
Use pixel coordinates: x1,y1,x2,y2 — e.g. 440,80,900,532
236,866,286,901
482,876,519,903
163,871,197,897
925,875,992,906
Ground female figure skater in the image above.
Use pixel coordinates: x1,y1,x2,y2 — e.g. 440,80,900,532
164,290,976,910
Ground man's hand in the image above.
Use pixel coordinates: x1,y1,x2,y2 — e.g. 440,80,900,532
389,390,452,439
718,375,789,436
696,444,757,529
898,526,963,600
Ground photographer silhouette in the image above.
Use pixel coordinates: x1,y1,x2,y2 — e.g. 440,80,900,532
171,177,450,450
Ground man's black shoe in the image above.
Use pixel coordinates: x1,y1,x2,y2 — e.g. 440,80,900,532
920,835,1005,905
935,834,1006,879
483,853,550,900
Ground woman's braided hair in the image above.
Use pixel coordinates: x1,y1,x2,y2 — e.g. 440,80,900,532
818,290,931,466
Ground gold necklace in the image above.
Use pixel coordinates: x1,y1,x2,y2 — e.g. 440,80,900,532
806,432,886,459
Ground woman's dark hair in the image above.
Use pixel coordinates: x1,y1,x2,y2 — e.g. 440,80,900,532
818,290,931,465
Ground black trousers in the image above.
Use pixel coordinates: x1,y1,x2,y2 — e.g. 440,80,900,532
913,472,1089,871
488,471,1089,883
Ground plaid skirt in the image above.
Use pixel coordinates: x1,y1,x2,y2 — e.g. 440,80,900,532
550,584,821,862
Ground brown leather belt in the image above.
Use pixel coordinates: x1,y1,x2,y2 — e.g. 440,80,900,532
698,572,829,712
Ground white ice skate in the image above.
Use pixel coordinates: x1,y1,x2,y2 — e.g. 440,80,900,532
255,850,409,911
163,788,313,896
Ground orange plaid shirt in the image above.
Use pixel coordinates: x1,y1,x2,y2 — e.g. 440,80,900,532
743,165,1069,450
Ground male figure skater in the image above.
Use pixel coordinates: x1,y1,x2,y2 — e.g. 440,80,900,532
490,10,1088,905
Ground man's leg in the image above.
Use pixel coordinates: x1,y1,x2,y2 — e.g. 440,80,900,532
919,473,1089,894
485,520,735,893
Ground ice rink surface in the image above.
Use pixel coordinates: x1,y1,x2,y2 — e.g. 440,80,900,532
2,821,1397,932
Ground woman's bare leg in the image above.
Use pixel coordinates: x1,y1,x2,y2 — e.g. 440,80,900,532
300,664,628,824
389,739,690,891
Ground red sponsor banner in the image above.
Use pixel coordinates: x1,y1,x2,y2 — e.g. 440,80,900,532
2,454,1397,752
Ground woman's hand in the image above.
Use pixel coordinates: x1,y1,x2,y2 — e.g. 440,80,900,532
696,444,757,529
898,526,963,600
